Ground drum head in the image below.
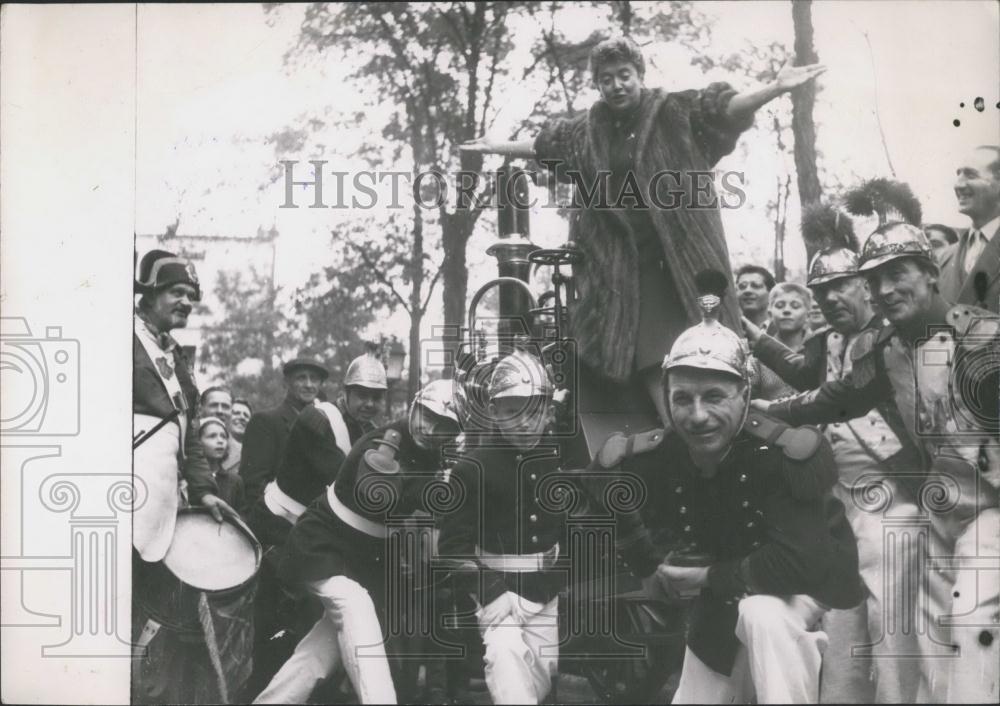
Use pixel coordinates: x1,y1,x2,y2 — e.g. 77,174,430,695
164,509,261,591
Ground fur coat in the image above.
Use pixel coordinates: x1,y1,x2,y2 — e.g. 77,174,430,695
535,84,752,382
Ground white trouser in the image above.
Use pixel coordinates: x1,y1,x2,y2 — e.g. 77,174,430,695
820,475,922,703
479,595,559,705
672,594,828,704
253,576,397,704
917,505,1000,704
132,414,181,562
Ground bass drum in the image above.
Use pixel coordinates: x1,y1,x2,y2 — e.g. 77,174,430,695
133,508,262,704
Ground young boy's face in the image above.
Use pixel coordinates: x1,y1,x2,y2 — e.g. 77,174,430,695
490,395,551,450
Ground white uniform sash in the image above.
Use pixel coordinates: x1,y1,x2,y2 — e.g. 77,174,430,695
134,319,188,448
263,480,307,524
315,401,352,456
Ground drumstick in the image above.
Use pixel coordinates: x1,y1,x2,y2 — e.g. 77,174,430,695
133,410,180,450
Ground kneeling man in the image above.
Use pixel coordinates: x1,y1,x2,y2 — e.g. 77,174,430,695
594,276,863,703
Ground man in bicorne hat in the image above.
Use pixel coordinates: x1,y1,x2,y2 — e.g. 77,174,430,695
133,249,235,562
132,249,239,704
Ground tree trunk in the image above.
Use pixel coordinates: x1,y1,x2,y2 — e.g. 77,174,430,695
408,309,422,400
439,210,471,378
791,0,822,260
773,174,791,283
408,188,425,401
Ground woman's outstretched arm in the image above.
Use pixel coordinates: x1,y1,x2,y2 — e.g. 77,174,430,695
726,60,826,121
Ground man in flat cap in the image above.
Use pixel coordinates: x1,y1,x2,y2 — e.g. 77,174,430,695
239,354,329,507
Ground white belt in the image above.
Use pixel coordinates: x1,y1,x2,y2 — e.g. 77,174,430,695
327,484,389,539
264,480,306,525
476,543,559,572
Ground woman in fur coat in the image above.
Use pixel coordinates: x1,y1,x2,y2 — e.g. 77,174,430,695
463,36,823,422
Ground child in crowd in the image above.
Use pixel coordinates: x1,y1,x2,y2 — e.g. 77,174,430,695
199,416,245,511
757,282,813,400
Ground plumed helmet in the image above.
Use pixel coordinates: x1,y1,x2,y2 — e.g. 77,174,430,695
488,349,552,399
344,351,388,390
858,222,934,272
662,270,751,382
808,248,861,286
135,249,201,301
842,178,932,272
413,379,459,423
802,202,861,286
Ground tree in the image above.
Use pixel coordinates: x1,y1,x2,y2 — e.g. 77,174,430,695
303,209,438,401
199,267,296,411
272,2,707,378
790,0,822,260
694,41,796,280
198,259,381,412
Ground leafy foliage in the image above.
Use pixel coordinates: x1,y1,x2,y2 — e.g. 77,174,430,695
198,262,380,412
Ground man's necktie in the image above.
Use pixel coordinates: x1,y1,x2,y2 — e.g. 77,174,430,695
963,230,984,274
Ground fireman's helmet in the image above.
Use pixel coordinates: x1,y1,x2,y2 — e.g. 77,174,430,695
344,352,388,390
858,222,935,273
807,247,861,287
488,350,553,399
662,288,751,384
412,379,459,423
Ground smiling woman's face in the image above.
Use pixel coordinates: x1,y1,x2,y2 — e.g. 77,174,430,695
595,60,643,115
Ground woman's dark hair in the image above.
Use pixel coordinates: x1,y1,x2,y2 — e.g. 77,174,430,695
232,398,253,415
589,36,645,83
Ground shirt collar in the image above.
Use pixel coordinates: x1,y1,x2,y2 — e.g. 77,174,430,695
969,215,1000,241
135,310,177,353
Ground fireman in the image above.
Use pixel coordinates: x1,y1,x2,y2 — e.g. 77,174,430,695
253,380,461,704
437,349,567,704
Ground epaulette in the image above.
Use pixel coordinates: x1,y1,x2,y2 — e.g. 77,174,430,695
595,428,666,469
803,325,831,345
847,327,885,388
744,409,823,462
947,305,1000,348
848,327,880,361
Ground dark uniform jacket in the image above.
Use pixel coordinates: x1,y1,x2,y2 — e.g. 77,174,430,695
753,316,922,472
245,401,373,551
275,402,372,508
437,441,568,607
239,395,308,505
590,413,862,675
133,333,216,503
281,419,445,589
767,303,1000,481
768,300,1000,496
